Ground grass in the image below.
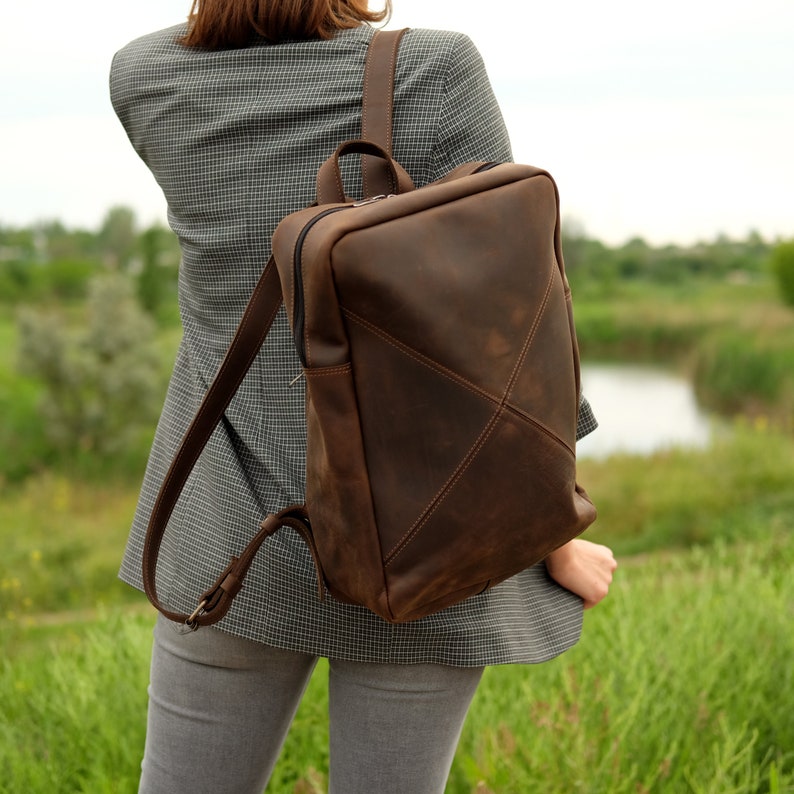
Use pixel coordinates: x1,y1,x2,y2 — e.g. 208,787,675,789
573,279,790,351
2,530,792,793
573,280,794,421
451,535,794,793
2,614,152,793
577,421,794,556
0,474,142,625
1,429,793,791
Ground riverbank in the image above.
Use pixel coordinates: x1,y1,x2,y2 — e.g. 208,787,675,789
1,275,792,486
573,279,794,423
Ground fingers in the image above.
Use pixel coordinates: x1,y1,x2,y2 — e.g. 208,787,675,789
581,542,617,609
544,539,618,609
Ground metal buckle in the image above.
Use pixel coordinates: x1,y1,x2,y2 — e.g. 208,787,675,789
185,598,208,630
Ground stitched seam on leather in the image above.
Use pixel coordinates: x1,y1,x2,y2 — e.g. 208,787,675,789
498,262,575,456
341,270,566,564
333,153,346,204
341,290,571,447
304,364,351,377
341,308,501,406
361,37,375,198
384,399,574,566
374,263,558,566
502,402,575,458
384,410,501,566
383,399,574,566
362,41,374,140
384,37,398,152
503,260,556,404
299,228,316,365
339,309,504,566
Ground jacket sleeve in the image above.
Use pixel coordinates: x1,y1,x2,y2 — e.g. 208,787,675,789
430,33,513,175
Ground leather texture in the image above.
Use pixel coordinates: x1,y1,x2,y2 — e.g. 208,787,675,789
142,29,595,628
271,146,596,622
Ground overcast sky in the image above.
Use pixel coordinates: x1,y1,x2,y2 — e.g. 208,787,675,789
1,0,792,245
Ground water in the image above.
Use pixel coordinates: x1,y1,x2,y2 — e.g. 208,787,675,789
576,363,717,459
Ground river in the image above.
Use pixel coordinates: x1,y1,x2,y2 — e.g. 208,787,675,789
576,363,717,459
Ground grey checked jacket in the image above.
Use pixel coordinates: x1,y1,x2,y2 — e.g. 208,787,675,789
111,23,597,666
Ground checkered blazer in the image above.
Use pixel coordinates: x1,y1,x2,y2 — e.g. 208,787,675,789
111,23,598,666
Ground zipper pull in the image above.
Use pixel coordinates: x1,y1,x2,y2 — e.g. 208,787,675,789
352,194,396,207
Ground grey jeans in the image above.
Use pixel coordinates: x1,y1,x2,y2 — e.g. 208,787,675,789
138,615,483,794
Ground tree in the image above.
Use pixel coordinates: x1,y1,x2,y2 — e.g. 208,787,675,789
16,273,162,456
137,223,180,316
98,206,137,270
770,239,794,307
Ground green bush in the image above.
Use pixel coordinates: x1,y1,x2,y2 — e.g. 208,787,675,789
16,273,162,458
43,258,101,299
0,258,100,303
574,298,710,360
578,424,794,556
136,225,180,321
770,239,794,307
0,373,50,482
0,260,35,302
691,327,794,417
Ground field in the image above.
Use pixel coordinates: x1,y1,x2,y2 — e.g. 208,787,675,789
1,276,793,792
2,443,793,792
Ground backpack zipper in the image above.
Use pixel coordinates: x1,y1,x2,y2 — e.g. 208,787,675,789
292,205,352,365
292,197,392,364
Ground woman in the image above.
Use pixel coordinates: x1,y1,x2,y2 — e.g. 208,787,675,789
111,1,617,791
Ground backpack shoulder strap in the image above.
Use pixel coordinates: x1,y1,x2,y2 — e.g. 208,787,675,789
361,28,409,198
141,258,292,627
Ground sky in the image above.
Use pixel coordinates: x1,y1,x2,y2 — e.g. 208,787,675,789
1,0,792,246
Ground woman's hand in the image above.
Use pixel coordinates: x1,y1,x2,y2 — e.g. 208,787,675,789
545,539,617,609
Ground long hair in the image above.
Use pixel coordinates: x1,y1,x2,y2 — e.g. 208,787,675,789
180,0,392,49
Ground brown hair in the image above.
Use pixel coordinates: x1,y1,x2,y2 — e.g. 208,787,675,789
180,0,392,49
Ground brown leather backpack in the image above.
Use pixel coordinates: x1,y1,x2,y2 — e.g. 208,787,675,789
142,29,596,628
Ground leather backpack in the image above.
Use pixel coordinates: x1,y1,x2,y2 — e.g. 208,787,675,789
142,29,597,628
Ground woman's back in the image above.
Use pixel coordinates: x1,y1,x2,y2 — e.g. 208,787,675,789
112,11,615,792
112,23,588,667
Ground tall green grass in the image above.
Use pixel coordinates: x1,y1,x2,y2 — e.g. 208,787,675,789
1,615,151,793
573,280,775,360
451,535,794,793
693,329,794,417
2,532,792,793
